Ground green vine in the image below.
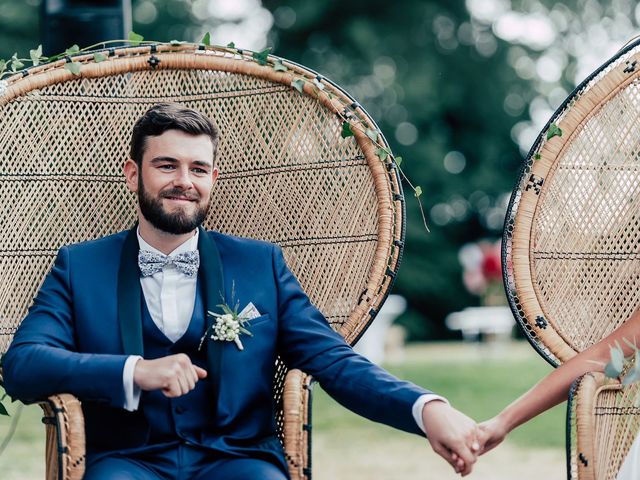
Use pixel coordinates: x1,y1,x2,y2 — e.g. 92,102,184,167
0,31,428,231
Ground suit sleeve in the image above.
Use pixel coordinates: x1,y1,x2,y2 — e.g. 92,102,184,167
272,244,429,436
2,246,128,407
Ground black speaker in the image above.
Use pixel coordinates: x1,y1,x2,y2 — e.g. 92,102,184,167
41,0,132,56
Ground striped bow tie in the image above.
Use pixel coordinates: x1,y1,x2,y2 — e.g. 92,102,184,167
138,250,200,277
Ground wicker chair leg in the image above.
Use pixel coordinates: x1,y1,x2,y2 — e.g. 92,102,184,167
283,369,314,480
39,394,86,480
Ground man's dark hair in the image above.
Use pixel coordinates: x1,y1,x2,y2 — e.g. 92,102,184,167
130,103,220,166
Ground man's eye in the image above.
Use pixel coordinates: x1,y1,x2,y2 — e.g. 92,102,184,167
159,164,175,170
192,168,208,174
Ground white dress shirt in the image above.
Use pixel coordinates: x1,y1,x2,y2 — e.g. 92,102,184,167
121,229,445,432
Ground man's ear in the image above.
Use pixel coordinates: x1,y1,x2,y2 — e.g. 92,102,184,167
123,159,139,193
211,166,220,184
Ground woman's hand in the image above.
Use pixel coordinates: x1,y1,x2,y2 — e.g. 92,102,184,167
478,415,510,454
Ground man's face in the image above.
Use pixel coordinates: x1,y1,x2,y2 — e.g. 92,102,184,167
124,129,219,235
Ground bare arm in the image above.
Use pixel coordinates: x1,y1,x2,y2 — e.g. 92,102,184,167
479,309,640,452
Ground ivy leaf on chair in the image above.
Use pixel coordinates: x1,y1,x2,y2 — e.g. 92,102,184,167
291,79,305,94
341,121,354,138
201,32,211,46
128,31,144,46
273,60,287,72
375,148,388,161
29,45,45,67
65,44,80,56
10,53,23,72
252,48,272,66
365,128,378,142
546,123,563,140
64,62,81,75
93,52,107,63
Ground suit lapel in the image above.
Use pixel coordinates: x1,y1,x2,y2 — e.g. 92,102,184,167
197,227,225,408
117,226,144,356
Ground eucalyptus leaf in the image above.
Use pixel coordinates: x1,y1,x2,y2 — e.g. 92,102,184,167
375,148,388,161
415,186,423,198
252,48,272,66
610,343,625,372
291,79,305,94
341,121,354,138
273,60,287,72
128,31,144,45
201,32,211,46
395,156,403,167
622,365,640,385
30,45,43,66
546,123,563,140
64,62,81,75
0,401,7,416
65,44,80,55
93,52,107,63
623,337,638,350
365,128,378,142
604,360,622,378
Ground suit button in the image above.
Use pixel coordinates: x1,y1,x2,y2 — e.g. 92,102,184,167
175,405,186,414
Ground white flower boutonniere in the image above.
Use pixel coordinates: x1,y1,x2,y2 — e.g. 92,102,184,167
199,295,253,351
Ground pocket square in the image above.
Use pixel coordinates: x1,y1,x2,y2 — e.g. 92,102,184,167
239,302,261,320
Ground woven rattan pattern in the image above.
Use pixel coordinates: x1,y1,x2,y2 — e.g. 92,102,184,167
505,39,640,364
0,48,404,460
0,69,377,346
593,383,640,479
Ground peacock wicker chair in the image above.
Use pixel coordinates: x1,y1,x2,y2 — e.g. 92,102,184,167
503,37,640,479
0,42,405,480
567,373,640,480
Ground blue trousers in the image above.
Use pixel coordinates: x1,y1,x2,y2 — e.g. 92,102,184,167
84,443,288,480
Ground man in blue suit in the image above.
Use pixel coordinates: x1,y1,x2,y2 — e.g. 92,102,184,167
3,104,482,478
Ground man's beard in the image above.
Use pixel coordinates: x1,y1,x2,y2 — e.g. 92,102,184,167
138,180,209,235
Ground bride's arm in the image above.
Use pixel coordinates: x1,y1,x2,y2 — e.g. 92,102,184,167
479,309,640,453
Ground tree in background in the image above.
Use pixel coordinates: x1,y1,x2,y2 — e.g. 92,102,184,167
2,0,639,339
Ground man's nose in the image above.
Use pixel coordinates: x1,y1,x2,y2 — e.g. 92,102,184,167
172,167,193,189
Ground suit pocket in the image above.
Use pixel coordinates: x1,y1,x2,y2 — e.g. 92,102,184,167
245,313,270,327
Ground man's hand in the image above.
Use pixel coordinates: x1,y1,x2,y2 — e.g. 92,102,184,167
133,353,207,397
422,401,481,476
477,415,509,454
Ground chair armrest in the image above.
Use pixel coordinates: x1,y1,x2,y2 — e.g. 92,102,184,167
282,369,314,480
39,393,85,480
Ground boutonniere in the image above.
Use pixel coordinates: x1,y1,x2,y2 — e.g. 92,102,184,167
199,285,253,351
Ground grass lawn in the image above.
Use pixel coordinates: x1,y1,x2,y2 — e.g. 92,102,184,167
312,341,567,479
0,341,566,479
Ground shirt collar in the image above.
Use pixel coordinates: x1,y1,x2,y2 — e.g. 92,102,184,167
137,227,199,257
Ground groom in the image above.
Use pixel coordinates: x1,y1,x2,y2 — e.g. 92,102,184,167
3,104,481,478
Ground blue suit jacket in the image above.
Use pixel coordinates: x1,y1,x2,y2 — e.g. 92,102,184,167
3,228,429,461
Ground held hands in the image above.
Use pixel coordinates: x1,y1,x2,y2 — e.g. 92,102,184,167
422,401,483,476
133,353,207,397
477,415,509,454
